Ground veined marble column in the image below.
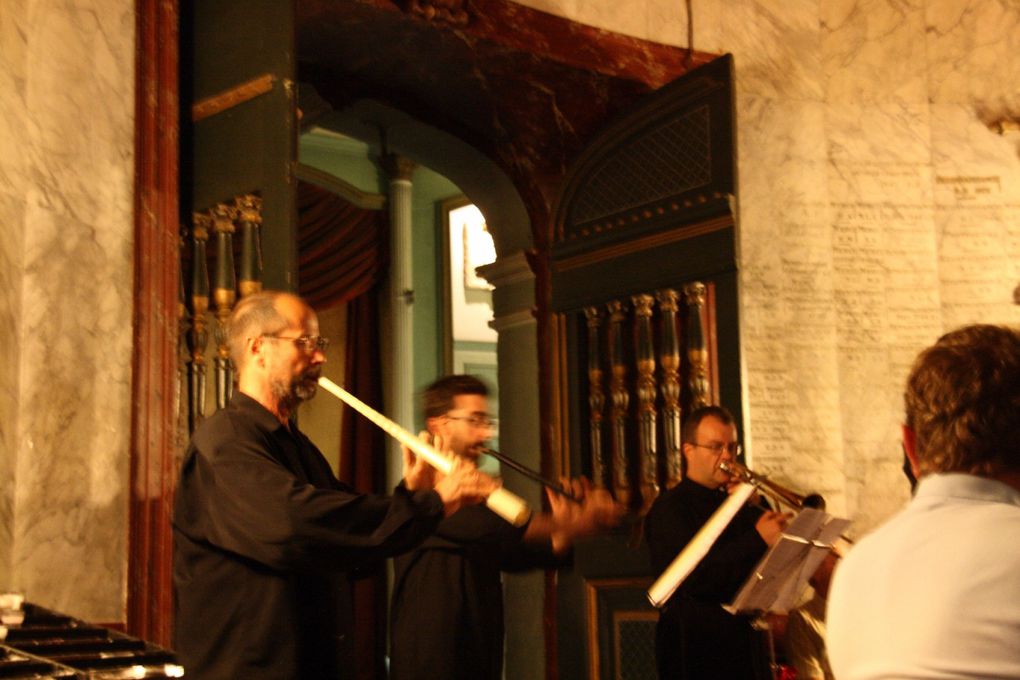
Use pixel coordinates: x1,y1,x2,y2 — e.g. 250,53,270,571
381,154,417,440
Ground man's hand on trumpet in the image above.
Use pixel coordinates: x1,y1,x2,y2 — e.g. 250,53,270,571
403,432,500,517
755,509,793,547
525,477,625,554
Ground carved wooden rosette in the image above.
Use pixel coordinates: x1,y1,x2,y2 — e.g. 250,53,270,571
404,0,470,27
656,289,683,487
684,282,709,408
584,306,606,488
186,212,211,433
631,294,658,508
236,194,263,298
211,203,237,409
606,300,630,505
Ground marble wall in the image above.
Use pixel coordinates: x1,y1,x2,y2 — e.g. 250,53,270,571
0,0,136,620
0,0,1016,630
516,0,1020,534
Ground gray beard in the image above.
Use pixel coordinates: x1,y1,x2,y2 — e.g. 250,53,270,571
271,368,321,411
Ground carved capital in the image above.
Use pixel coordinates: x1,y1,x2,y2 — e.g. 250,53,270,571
211,203,237,234
683,281,706,307
380,153,417,182
655,288,679,313
235,194,263,225
191,213,212,241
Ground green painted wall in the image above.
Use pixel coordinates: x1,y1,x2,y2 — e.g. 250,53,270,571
297,128,460,430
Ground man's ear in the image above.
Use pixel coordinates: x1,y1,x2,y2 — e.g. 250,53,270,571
248,335,266,367
901,424,921,478
425,416,443,440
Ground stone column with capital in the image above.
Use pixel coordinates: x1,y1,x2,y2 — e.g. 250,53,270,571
474,249,545,680
380,153,417,440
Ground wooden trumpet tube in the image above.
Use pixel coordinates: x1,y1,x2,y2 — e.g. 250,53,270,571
317,377,532,526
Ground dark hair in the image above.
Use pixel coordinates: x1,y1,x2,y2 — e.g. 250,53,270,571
681,405,736,445
904,324,1020,476
422,374,490,419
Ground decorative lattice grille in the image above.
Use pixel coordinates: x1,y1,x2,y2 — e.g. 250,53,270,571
571,105,711,226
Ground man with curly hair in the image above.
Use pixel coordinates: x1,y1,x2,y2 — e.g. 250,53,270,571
826,324,1020,679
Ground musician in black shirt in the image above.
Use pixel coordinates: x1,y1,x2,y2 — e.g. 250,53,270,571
172,291,493,680
645,405,789,680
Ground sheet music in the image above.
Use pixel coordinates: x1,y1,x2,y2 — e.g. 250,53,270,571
726,508,851,615
647,483,756,608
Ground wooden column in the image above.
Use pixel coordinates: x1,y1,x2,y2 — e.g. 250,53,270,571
584,306,606,488
632,293,658,507
685,282,710,409
211,203,237,409
128,0,180,646
606,300,630,505
656,289,683,487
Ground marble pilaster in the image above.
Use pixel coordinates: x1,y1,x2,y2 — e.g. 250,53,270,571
0,0,135,620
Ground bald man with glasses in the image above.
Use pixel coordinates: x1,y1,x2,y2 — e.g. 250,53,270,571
172,291,495,680
645,405,789,680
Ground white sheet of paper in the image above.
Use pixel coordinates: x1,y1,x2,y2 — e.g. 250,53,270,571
647,483,756,608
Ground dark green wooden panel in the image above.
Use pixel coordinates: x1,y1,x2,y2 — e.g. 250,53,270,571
183,0,297,290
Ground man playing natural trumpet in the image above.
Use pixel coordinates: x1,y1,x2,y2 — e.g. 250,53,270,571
645,405,790,680
388,374,623,680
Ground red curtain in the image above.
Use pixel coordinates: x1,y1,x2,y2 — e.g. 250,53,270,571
297,180,389,680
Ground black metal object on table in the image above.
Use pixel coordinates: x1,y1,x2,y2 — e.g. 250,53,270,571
0,603,183,678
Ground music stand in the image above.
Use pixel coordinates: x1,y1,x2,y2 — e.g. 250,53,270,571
725,508,850,616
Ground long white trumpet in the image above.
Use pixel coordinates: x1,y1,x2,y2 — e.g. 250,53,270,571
317,377,532,527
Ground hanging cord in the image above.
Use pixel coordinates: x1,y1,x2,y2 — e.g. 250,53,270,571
683,0,694,70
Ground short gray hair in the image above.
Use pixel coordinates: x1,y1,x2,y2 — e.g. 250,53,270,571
226,291,289,372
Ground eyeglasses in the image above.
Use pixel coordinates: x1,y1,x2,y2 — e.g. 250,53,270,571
446,414,496,429
691,442,742,456
262,334,330,353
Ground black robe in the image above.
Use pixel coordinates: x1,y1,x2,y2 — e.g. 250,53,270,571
389,504,566,680
172,392,444,680
644,478,771,680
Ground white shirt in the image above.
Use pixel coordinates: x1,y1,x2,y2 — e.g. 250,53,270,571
826,473,1020,679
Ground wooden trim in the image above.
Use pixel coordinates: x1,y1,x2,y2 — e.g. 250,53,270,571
296,164,386,210
129,0,180,647
611,610,658,680
555,312,570,480
439,196,472,374
705,283,721,406
584,577,655,680
191,73,275,122
553,216,731,273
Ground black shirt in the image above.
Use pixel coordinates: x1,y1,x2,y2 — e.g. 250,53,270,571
172,392,444,679
645,477,770,680
389,504,565,680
